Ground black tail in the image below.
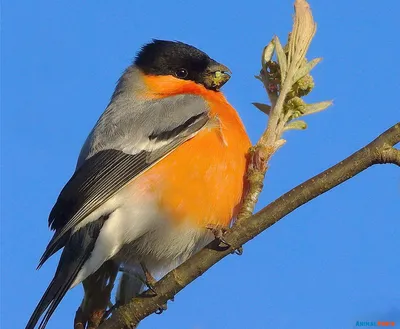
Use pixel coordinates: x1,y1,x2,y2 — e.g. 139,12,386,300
26,217,107,329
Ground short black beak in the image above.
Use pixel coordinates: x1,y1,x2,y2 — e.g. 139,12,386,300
204,61,232,90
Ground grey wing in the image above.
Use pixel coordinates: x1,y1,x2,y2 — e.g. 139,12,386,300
39,94,210,267
77,93,209,166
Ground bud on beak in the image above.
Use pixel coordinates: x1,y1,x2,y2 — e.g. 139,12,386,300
203,61,232,90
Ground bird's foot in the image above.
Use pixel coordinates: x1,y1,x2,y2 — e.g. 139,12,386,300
206,225,230,247
155,303,168,314
233,246,243,255
206,224,243,255
100,301,120,324
140,262,158,295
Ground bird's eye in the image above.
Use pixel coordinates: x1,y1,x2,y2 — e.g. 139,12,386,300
175,68,188,79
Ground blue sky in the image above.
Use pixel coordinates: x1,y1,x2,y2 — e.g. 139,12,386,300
1,1,399,329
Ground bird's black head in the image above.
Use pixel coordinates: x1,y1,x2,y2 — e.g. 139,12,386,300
134,40,231,91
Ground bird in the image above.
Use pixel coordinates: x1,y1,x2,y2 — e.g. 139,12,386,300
26,39,251,329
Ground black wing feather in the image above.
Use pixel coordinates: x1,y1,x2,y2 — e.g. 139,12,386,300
26,216,108,329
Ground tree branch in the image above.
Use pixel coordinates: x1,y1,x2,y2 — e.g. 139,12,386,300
99,123,399,329
94,1,398,328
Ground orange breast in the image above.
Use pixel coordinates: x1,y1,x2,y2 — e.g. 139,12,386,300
137,75,251,228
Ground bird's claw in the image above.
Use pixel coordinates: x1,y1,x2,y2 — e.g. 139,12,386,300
206,225,229,247
100,301,120,323
154,294,175,315
206,225,243,255
140,262,158,296
146,282,157,295
233,246,243,255
155,303,168,314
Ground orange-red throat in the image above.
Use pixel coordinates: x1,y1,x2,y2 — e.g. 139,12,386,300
141,74,247,131
136,73,251,228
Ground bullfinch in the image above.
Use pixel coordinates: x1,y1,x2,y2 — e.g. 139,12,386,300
26,40,251,329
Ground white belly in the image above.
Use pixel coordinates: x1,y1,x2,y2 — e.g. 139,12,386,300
117,222,213,277
71,184,213,288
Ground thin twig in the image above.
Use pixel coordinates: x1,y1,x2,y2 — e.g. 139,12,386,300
237,0,318,222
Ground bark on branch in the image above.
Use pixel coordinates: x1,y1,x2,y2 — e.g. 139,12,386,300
99,123,400,329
